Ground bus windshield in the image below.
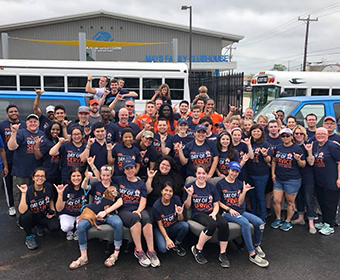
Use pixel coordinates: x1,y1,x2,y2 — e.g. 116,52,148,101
251,85,281,113
254,99,299,122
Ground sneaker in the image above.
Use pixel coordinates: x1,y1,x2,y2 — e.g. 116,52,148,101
249,254,269,267
218,252,230,268
291,219,305,225
36,226,46,237
146,250,161,267
73,231,78,241
191,245,208,265
280,221,293,232
17,220,23,230
66,231,74,241
25,234,38,250
319,223,335,236
255,245,266,258
270,218,283,229
134,249,151,267
173,243,187,257
8,207,16,216
315,222,324,230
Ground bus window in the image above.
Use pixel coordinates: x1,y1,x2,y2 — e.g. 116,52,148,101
143,78,162,99
331,89,340,95
68,77,87,92
165,78,184,100
295,103,325,127
333,103,340,121
0,75,16,90
311,88,329,96
20,76,40,91
283,89,295,97
44,76,64,92
296,88,307,96
118,78,140,99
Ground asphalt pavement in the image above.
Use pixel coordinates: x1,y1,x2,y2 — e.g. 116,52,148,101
0,195,339,280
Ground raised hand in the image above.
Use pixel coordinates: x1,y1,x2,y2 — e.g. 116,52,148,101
84,126,92,136
172,105,178,113
62,120,72,128
174,141,183,150
87,137,95,146
35,88,44,96
87,155,96,166
184,185,194,196
293,153,303,161
241,137,251,146
88,75,92,80
116,93,124,100
57,137,68,144
85,170,94,180
175,204,184,215
32,135,44,145
229,104,237,112
242,153,249,163
103,89,110,97
16,184,28,193
243,182,254,192
160,134,167,142
10,123,21,133
260,147,270,157
53,184,68,194
106,142,115,151
147,168,157,178
303,141,313,152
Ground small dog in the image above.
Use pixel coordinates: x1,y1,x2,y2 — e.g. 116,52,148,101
79,186,119,230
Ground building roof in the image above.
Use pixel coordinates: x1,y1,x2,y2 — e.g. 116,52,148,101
0,10,244,46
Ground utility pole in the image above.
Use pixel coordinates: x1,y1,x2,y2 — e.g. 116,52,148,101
298,15,318,71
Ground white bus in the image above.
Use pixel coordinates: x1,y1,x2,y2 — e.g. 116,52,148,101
0,59,190,112
250,71,340,112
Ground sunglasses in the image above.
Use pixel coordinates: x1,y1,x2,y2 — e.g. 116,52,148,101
126,105,134,108
203,124,210,127
294,132,304,136
281,134,291,138
101,166,113,171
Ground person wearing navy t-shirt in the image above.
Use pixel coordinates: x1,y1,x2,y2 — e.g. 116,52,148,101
72,106,92,143
135,131,157,180
163,118,193,177
8,114,45,218
80,122,109,171
199,116,218,142
112,108,141,143
98,105,116,143
177,124,218,179
110,128,141,176
305,113,317,141
187,105,201,137
36,122,63,185
216,131,241,177
271,128,306,232
153,118,174,157
183,165,230,267
217,161,269,268
247,124,271,221
49,126,86,183
17,168,60,250
312,127,340,236
153,181,189,256
114,158,161,268
0,104,26,216
173,100,192,121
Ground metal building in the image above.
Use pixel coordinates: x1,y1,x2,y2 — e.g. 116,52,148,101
0,10,243,72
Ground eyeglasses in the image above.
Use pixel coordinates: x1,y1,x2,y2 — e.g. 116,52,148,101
34,175,46,178
281,134,291,138
101,166,113,171
294,132,304,136
126,105,134,108
316,133,327,136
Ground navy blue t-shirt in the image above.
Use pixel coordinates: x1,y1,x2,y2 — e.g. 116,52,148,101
89,181,111,205
312,140,340,190
329,133,340,143
39,115,52,132
135,142,158,179
166,134,193,168
183,181,220,218
183,140,219,177
217,150,239,176
59,142,86,182
234,142,249,182
103,122,116,143
112,176,147,212
153,133,174,157
247,141,271,176
206,132,218,142
87,196,118,214
40,138,61,178
112,122,141,143
266,135,282,152
216,179,245,214
306,129,315,141
89,140,108,170
12,129,45,177
71,123,92,143
112,143,141,176
273,143,304,181
173,113,192,121
298,142,314,185
0,120,26,164
59,187,84,216
25,183,54,217
187,119,199,137
152,195,182,228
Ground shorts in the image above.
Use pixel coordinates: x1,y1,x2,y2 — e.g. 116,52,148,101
273,178,302,195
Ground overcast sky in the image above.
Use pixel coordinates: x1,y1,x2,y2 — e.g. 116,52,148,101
1,0,340,75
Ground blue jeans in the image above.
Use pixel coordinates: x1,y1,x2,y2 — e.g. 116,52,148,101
77,214,123,250
224,211,264,253
296,182,315,220
248,175,269,221
154,221,189,254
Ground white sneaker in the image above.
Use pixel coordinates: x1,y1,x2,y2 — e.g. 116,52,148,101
66,231,74,241
73,231,78,241
8,207,16,216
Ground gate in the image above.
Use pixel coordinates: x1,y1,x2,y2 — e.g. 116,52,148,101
189,72,244,115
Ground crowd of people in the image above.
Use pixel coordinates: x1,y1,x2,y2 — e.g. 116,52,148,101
0,76,339,270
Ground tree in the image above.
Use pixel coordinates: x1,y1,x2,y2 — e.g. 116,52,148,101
270,64,287,71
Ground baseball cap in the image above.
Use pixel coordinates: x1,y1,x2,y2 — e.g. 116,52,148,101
123,157,136,169
177,118,188,125
195,124,207,133
26,113,39,121
90,99,99,106
228,161,241,172
214,122,224,128
78,106,90,114
324,115,335,122
142,130,154,139
45,105,55,114
279,128,293,135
